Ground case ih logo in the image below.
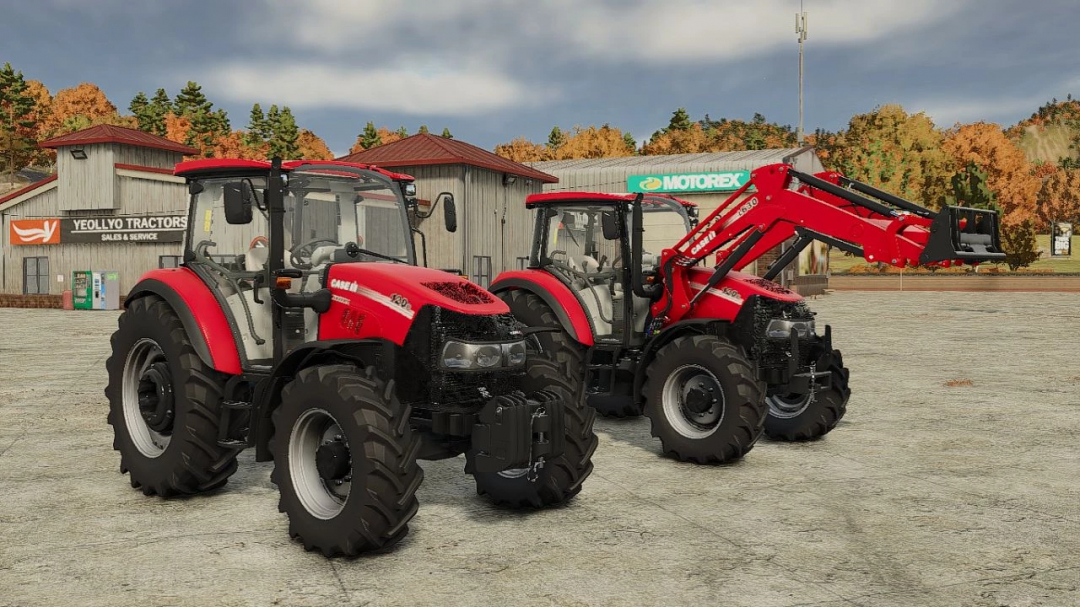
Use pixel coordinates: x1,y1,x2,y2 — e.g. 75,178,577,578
9,219,60,245
330,278,360,293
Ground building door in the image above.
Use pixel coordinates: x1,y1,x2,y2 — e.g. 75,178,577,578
23,257,49,295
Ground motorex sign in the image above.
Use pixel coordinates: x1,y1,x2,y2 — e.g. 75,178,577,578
628,171,750,194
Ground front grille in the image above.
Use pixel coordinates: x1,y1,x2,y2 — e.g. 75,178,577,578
396,305,525,412
750,297,816,381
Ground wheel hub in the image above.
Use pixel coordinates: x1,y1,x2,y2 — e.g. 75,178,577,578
137,362,174,433
315,438,351,482
681,375,722,426
662,364,727,439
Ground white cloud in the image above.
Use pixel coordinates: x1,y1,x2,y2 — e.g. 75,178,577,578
204,62,543,116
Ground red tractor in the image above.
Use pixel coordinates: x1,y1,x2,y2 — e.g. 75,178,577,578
491,163,1004,463
105,158,597,557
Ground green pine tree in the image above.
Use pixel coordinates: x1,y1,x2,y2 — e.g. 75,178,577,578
0,63,37,184
623,132,637,154
270,107,300,159
360,121,381,149
129,92,150,131
173,81,209,116
146,88,172,136
668,108,693,131
395,126,408,139
547,126,566,151
440,127,453,139
418,125,430,135
245,103,267,146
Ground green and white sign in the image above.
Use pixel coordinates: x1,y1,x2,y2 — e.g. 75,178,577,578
628,171,750,194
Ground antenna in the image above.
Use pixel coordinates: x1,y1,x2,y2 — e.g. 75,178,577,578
796,1,808,144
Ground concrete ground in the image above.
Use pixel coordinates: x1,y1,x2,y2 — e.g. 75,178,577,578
1,292,1078,607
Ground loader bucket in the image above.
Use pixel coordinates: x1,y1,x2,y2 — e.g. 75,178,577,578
918,205,1006,265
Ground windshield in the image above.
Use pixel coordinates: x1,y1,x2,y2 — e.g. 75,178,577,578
284,169,414,265
538,197,692,270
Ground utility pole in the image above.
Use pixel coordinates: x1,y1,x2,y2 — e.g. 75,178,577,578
796,2,808,144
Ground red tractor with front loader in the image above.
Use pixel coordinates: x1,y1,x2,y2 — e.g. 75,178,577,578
105,158,597,557
491,163,1004,463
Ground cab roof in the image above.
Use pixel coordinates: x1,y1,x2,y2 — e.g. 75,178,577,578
173,159,414,182
525,191,697,209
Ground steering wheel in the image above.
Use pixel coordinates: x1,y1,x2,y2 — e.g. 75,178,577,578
290,238,339,269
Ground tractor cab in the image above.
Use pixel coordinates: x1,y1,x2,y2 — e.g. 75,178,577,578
527,192,697,345
175,159,442,367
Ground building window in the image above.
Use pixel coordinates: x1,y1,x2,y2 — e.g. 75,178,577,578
159,255,183,269
23,257,50,295
472,255,492,288
516,256,530,270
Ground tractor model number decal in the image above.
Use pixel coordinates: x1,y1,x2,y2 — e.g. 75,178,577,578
722,197,758,228
390,294,412,313
720,287,743,302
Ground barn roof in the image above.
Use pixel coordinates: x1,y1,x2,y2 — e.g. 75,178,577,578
39,124,199,156
337,133,558,184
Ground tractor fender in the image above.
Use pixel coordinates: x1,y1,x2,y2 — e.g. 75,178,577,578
632,319,732,405
489,271,595,346
124,269,242,375
251,338,396,461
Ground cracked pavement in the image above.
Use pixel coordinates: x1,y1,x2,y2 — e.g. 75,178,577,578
1,292,1078,606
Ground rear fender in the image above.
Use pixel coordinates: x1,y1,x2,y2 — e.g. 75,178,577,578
124,269,242,375
489,270,595,346
252,338,395,461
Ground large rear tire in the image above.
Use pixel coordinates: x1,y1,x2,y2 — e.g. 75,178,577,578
643,335,766,464
105,295,240,496
470,355,598,508
764,348,850,441
271,364,422,557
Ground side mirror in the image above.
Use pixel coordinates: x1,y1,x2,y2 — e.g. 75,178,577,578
223,182,253,224
441,193,457,233
601,211,621,240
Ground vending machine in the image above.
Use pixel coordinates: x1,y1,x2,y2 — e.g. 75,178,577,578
72,270,119,310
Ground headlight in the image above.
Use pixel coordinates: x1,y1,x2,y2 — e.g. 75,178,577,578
765,318,815,339
440,340,527,370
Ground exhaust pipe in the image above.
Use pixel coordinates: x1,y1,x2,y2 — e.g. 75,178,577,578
918,206,1006,265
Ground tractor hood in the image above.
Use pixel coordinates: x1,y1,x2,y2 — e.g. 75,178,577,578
325,263,510,317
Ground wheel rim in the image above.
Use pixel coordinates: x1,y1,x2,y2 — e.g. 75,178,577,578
122,338,173,458
767,393,812,419
289,408,351,520
661,364,725,439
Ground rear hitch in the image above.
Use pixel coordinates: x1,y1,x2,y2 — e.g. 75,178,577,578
468,390,566,477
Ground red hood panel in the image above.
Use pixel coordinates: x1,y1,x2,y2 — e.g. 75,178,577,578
686,268,803,302
326,263,510,316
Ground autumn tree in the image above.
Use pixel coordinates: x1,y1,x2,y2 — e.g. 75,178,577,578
22,79,53,165
703,113,797,151
212,130,267,160
554,124,634,160
642,123,709,155
829,105,955,209
805,128,844,169
0,63,36,184
493,137,549,162
942,122,1041,226
441,127,453,139
297,129,333,160
1036,169,1080,226
44,82,118,137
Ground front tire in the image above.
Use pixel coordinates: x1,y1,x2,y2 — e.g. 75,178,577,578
764,348,850,441
470,355,598,508
271,365,422,557
643,335,766,464
105,295,240,496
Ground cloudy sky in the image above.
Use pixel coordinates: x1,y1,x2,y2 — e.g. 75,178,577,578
3,0,1078,156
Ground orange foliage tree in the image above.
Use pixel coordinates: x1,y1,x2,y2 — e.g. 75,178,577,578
553,125,634,160
494,137,549,162
1036,169,1080,226
211,130,269,160
44,83,118,136
297,129,334,160
942,122,1040,225
641,123,709,155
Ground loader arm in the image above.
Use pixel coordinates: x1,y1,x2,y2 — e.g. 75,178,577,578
652,163,1005,325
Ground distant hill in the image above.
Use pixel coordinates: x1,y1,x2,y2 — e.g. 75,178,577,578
1007,98,1080,165
1016,123,1079,164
